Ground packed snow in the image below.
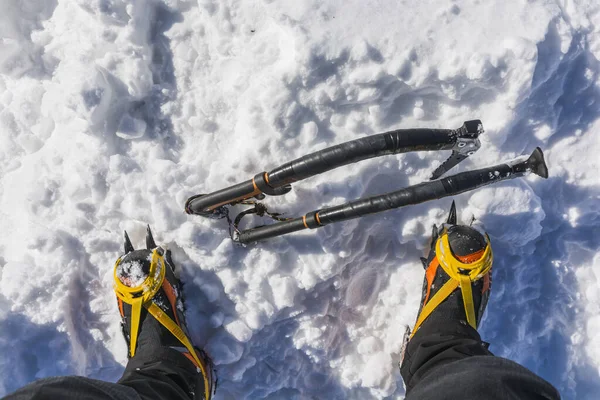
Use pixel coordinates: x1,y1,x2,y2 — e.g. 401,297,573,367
1,0,600,399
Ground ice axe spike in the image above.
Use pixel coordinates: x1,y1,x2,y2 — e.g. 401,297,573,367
146,225,157,249
124,231,134,254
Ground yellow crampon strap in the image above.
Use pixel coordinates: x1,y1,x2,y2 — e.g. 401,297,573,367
146,302,212,399
410,229,492,338
114,249,212,400
114,249,166,357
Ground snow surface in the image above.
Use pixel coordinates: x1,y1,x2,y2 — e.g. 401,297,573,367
116,259,148,288
1,0,600,399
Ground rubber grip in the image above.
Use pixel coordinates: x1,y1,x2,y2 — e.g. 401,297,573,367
266,128,457,186
237,217,308,243
185,180,257,215
317,163,522,224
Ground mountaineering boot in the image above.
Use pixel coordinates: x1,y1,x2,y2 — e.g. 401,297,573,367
114,226,217,399
411,201,493,338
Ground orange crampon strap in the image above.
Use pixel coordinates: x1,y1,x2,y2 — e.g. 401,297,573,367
114,248,214,399
410,228,493,338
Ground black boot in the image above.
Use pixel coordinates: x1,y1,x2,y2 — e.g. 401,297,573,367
412,201,493,338
115,227,217,399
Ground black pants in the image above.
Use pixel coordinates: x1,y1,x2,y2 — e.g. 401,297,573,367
400,315,561,399
3,347,202,400
4,318,560,400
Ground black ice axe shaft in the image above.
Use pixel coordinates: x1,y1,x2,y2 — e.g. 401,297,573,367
185,121,483,215
237,148,548,244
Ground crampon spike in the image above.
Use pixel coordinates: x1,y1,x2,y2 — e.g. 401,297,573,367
146,225,157,249
447,200,457,225
124,231,134,254
430,224,439,250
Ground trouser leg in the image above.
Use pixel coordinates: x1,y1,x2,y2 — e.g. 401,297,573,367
2,376,140,400
118,347,202,400
3,347,201,400
400,316,561,400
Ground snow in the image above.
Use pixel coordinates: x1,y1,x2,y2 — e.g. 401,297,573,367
0,0,600,399
116,260,146,287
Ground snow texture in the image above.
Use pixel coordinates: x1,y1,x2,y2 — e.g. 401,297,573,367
116,259,147,287
0,0,600,399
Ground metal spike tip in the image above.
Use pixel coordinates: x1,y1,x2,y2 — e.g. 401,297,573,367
124,231,134,254
447,200,457,225
430,224,439,250
146,225,157,249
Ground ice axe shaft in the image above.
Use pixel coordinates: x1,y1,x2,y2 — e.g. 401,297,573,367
185,121,483,216
237,148,548,244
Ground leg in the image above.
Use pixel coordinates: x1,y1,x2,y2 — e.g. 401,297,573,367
401,316,560,400
401,202,560,400
118,347,204,400
3,376,140,400
3,228,215,400
118,348,204,400
3,347,201,400
115,230,216,399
